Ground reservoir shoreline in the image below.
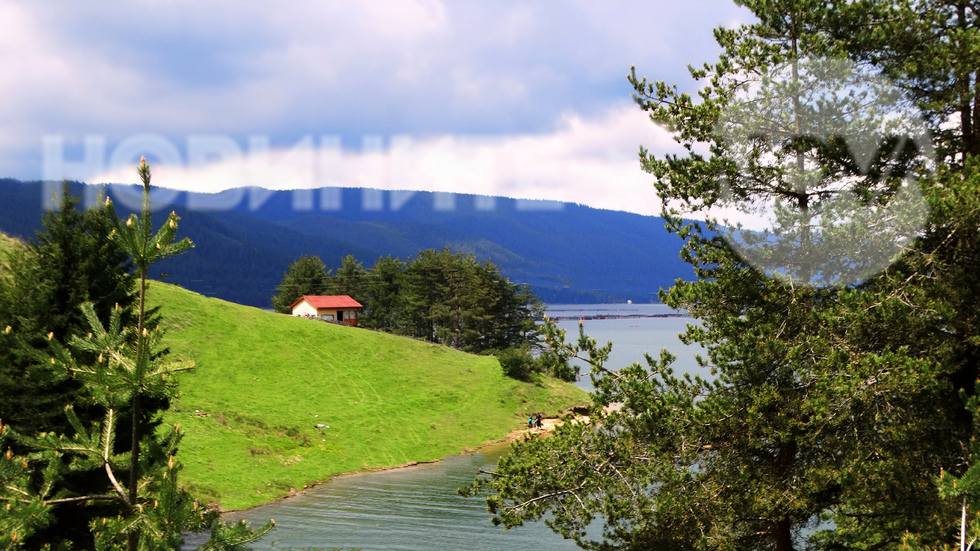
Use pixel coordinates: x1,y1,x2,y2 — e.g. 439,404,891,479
215,413,569,514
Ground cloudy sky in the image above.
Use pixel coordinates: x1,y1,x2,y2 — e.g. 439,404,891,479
2,1,754,215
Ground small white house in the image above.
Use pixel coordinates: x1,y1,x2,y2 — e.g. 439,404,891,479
289,295,363,326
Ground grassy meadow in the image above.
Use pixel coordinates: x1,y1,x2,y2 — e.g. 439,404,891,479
0,232,21,268
147,282,588,510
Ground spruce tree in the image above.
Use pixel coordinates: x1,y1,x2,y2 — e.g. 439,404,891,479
332,254,367,301
0,160,273,549
360,255,406,331
270,255,333,313
0,184,136,440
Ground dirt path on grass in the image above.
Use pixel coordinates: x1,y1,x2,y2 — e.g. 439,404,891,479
483,416,564,445
486,403,621,446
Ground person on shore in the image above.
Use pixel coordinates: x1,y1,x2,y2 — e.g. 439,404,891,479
528,416,534,428
535,414,543,429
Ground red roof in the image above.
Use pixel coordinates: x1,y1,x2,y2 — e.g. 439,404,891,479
289,295,363,310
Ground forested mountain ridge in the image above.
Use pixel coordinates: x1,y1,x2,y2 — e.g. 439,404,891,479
0,179,691,307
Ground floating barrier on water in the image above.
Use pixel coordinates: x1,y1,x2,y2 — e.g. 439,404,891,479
540,313,689,321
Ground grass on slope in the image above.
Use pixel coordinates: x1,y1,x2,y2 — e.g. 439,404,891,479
0,231,23,272
147,282,588,510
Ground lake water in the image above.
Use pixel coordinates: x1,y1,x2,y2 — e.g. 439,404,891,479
206,304,703,550
547,303,708,391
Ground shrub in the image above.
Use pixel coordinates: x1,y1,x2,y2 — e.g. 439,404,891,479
496,345,537,381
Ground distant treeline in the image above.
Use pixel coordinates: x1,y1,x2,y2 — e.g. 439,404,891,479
271,248,544,354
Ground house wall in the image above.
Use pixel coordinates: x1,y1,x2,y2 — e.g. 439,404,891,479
316,308,359,324
316,308,338,320
342,309,358,325
291,301,359,325
291,301,318,317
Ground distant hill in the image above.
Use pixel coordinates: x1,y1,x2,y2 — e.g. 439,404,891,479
147,281,587,510
0,179,693,307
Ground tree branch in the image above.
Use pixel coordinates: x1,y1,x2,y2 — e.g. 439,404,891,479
504,481,589,511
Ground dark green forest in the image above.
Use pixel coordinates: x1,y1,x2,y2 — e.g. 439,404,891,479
271,249,544,355
270,250,571,382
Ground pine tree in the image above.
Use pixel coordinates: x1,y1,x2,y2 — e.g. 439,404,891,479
465,1,980,549
332,254,367,301
270,255,333,313
475,266,544,353
360,255,405,331
303,247,544,354
0,160,273,549
0,184,136,440
402,248,492,351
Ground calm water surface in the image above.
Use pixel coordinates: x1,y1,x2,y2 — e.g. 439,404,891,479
220,443,579,550
212,304,703,550
549,303,707,391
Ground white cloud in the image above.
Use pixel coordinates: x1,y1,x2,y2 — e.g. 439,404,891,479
86,105,684,216
0,1,751,132
3,0,757,216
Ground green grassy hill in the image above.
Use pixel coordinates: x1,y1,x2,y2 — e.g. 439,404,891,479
0,231,22,264
147,282,588,510
0,232,23,283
